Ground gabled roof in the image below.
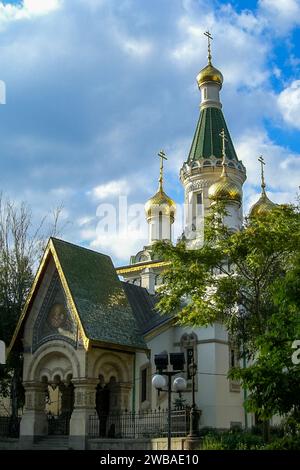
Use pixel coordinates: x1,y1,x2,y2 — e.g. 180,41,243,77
9,238,148,353
122,282,172,335
188,107,238,162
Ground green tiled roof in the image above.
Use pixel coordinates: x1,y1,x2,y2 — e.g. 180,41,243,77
188,107,238,162
51,238,147,350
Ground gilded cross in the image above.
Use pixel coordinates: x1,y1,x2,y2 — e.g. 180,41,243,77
258,155,266,192
204,30,213,64
219,128,228,163
158,149,167,190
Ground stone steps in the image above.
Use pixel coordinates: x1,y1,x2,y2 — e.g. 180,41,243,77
32,436,70,450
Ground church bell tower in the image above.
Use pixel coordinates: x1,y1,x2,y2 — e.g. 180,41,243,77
180,31,246,247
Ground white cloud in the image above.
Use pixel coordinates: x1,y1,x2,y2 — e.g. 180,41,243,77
50,187,75,198
122,38,153,58
259,0,300,34
88,179,131,201
24,0,60,15
0,0,299,266
171,14,269,88
236,130,300,204
278,80,300,129
77,216,95,227
89,227,147,263
80,220,148,264
0,0,60,24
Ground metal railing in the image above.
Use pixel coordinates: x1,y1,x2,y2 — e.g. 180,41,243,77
0,416,21,438
47,413,71,435
88,409,189,439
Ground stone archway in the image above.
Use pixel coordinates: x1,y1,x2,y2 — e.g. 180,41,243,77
93,352,132,412
20,347,76,443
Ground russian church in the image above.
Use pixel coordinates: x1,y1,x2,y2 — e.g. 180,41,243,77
8,35,276,449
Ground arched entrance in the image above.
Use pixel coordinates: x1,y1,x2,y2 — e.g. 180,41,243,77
21,348,76,441
44,373,74,435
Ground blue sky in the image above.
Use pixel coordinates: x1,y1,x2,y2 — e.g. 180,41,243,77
0,0,300,264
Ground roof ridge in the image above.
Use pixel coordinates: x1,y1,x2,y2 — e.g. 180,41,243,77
50,237,111,260
122,281,156,296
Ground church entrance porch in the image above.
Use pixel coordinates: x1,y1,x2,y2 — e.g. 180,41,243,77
19,346,78,447
46,374,74,435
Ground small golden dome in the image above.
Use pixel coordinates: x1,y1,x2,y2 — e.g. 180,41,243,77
249,192,276,218
208,174,242,204
145,189,176,221
197,63,223,88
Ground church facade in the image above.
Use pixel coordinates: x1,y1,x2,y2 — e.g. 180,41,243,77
9,38,276,449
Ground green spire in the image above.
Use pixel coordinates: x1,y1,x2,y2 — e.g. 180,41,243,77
188,107,238,162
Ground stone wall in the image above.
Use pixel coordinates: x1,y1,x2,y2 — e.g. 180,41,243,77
88,437,188,450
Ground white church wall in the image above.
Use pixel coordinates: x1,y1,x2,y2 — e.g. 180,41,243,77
146,327,176,410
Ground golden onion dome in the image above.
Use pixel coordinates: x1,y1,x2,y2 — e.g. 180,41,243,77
249,192,276,218
208,173,242,204
145,188,176,222
197,63,223,88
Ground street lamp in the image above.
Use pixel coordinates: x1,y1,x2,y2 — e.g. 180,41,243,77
152,353,186,450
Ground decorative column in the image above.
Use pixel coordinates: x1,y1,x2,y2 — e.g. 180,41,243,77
19,381,48,448
141,268,156,294
69,378,98,450
118,383,132,411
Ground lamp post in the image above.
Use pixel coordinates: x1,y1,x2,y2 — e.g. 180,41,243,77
152,353,186,450
188,361,199,438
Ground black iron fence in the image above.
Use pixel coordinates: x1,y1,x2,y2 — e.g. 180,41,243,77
0,416,21,438
88,409,189,439
47,412,71,435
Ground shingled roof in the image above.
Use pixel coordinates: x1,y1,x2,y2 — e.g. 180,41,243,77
50,238,147,350
122,282,172,335
188,107,238,162
9,238,150,353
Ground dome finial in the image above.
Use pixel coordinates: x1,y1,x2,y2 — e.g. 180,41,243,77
204,30,213,65
197,31,223,88
219,128,228,177
258,155,266,196
249,156,276,217
208,128,242,205
158,149,167,192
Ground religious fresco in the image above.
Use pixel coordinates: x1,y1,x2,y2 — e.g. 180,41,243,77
32,271,77,352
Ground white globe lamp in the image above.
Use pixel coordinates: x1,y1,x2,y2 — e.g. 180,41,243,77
152,374,166,390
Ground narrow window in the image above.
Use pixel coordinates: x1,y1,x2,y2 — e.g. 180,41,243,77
196,193,202,216
231,348,235,368
141,368,147,402
159,211,162,239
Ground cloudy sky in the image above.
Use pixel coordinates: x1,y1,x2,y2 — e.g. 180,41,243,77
0,0,300,265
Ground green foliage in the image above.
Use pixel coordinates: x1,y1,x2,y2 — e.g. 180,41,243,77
200,427,299,450
263,435,300,450
0,194,64,408
154,201,300,424
201,429,264,450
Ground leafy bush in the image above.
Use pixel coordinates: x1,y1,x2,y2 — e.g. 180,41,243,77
198,426,220,438
198,424,299,450
200,429,264,450
264,435,300,450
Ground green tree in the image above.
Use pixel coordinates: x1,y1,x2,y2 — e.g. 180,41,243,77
154,201,300,429
0,194,65,414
